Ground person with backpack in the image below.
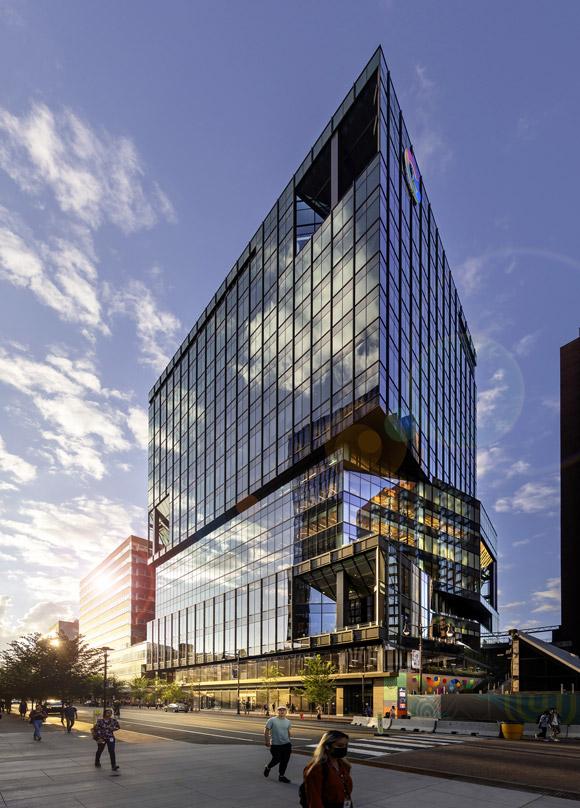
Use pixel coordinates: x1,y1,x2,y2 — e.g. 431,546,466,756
29,704,47,741
301,730,353,808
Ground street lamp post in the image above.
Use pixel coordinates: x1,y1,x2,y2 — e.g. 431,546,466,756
100,647,113,708
236,650,241,715
348,649,376,714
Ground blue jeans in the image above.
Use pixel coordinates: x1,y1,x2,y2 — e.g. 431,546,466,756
33,719,43,739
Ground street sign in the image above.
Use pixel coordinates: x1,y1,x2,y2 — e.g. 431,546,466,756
411,649,421,670
397,686,407,717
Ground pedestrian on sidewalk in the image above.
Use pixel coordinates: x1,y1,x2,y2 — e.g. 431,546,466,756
535,709,550,740
29,704,47,741
263,705,292,784
63,702,77,733
18,699,27,720
59,704,66,726
550,707,562,742
301,730,353,808
93,707,120,771
113,699,121,718
244,698,250,715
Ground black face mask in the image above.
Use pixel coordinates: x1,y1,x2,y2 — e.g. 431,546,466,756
330,747,348,758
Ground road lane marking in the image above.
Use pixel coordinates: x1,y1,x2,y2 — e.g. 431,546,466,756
117,717,310,742
117,720,256,742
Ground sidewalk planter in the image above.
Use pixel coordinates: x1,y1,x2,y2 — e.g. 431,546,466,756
500,722,524,740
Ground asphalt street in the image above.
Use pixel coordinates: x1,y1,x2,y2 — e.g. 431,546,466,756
68,707,580,799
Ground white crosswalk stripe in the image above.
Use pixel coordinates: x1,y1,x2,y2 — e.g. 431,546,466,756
305,734,466,760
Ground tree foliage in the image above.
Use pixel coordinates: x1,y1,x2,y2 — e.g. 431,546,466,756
260,662,284,707
0,631,101,703
161,682,186,704
129,676,149,702
298,655,337,709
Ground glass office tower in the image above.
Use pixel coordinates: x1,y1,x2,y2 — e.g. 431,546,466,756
146,48,498,714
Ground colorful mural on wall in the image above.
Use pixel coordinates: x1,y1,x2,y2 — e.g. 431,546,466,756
407,673,483,694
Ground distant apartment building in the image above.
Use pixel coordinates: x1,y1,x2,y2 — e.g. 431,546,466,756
554,333,580,653
47,619,79,640
79,535,155,653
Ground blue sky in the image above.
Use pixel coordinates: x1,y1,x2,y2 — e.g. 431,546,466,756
0,0,578,641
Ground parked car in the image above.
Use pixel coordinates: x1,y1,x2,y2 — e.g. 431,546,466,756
163,702,189,713
84,700,100,706
44,699,64,714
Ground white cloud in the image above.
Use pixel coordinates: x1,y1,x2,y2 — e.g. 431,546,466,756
0,434,36,485
478,448,530,484
456,256,486,295
109,280,181,371
0,495,145,575
0,103,174,233
41,431,106,480
478,369,508,424
19,599,76,635
531,577,560,614
501,601,527,609
513,332,539,357
0,215,106,335
494,481,559,514
541,397,559,414
506,460,530,477
127,406,148,450
477,446,503,478
408,64,452,175
0,345,141,479
512,539,530,547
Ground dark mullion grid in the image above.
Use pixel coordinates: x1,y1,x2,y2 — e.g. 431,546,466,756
397,107,404,420
384,69,392,403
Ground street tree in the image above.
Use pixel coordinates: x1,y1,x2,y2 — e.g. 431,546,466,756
298,655,337,714
162,682,186,704
0,632,100,705
260,662,284,711
129,676,150,704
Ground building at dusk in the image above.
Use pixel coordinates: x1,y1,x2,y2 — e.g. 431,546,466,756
47,619,79,641
79,535,155,665
554,333,580,653
146,48,498,714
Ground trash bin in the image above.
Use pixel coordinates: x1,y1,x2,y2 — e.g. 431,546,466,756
500,722,524,740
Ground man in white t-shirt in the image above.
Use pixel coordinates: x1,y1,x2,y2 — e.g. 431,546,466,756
263,706,292,783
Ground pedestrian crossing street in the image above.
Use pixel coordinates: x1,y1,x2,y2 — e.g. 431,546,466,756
306,734,465,760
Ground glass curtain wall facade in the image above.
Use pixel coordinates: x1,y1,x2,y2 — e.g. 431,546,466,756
146,48,498,713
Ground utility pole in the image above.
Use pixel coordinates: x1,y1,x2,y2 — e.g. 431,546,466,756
361,647,366,710
236,650,241,715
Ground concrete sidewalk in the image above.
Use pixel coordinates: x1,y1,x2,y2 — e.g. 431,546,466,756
0,715,577,808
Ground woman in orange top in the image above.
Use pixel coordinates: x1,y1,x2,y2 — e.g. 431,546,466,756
303,730,353,808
